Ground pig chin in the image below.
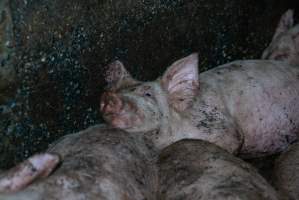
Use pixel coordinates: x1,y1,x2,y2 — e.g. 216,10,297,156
103,113,143,130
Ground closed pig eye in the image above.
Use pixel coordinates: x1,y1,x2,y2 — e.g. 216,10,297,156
145,92,152,97
141,85,154,97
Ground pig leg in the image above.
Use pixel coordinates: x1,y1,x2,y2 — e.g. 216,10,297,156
0,153,60,193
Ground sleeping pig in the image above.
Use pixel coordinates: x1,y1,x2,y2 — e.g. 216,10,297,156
157,139,280,200
100,10,299,158
0,125,157,200
0,128,281,199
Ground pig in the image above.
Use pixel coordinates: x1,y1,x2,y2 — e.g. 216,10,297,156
262,9,299,66
100,10,299,158
0,127,282,200
0,153,60,193
273,141,299,200
157,139,280,200
0,125,157,200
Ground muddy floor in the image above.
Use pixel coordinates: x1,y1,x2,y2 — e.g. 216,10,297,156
0,0,298,183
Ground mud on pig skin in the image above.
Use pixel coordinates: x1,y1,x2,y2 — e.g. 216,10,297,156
157,139,280,200
101,10,299,158
0,125,157,200
273,142,299,200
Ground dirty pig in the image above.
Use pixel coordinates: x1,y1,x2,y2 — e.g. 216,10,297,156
100,10,299,158
0,125,157,200
157,139,280,200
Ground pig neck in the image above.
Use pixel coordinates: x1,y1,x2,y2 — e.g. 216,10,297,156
157,108,212,150
150,82,210,150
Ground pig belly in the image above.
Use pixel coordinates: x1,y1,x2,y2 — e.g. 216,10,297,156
204,60,299,157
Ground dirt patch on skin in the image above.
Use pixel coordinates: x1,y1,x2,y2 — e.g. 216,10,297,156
0,0,298,169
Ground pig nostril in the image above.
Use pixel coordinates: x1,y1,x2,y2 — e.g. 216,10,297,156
100,92,123,114
110,95,123,108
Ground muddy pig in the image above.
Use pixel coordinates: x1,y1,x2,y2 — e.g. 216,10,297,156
157,139,280,200
0,125,157,200
100,10,299,158
273,141,299,200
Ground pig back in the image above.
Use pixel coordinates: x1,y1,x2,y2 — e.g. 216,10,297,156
157,139,279,200
196,60,299,157
0,125,157,200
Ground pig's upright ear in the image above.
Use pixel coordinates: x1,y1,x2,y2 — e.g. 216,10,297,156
272,9,294,40
104,60,138,90
161,53,199,112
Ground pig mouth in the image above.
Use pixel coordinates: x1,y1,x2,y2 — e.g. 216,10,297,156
100,92,145,129
101,102,144,129
103,112,143,129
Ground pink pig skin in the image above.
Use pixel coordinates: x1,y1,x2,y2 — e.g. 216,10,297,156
101,10,299,158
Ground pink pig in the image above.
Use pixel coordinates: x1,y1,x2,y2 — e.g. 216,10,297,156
101,10,299,158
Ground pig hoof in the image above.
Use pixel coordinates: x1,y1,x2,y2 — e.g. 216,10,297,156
0,153,60,193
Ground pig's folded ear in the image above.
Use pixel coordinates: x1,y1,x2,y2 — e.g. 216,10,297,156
104,60,138,90
272,9,294,40
161,53,199,112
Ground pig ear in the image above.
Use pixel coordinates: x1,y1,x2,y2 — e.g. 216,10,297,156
290,24,299,44
272,9,294,40
161,53,199,112
104,60,138,90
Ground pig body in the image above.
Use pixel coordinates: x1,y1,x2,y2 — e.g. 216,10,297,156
0,125,157,200
101,10,299,158
0,127,281,200
185,60,299,157
273,142,299,200
157,139,280,200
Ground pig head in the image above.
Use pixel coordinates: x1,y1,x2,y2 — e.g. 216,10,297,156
262,9,299,66
100,54,199,134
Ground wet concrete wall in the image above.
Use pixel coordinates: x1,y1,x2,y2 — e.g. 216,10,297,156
0,0,298,168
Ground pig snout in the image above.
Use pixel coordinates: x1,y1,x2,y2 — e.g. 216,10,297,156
100,92,143,129
100,92,123,115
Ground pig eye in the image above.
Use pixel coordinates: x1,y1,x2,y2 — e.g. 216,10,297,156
142,86,154,98
145,92,152,97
